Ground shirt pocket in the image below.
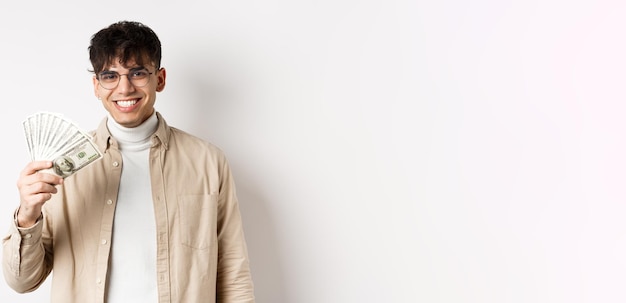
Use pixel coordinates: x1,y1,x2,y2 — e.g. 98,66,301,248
178,194,218,249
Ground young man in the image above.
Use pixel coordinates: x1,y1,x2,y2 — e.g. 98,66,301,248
3,21,255,302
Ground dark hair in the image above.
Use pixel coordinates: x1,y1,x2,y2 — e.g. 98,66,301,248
88,21,162,74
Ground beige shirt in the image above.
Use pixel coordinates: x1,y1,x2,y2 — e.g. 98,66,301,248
2,112,255,303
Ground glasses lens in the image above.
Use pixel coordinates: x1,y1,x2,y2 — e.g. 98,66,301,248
98,72,119,90
129,70,151,87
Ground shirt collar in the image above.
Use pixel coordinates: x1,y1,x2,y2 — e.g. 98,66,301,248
94,111,171,152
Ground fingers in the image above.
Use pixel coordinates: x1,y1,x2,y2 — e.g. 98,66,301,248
20,182,59,202
20,161,53,177
16,161,64,227
18,161,64,187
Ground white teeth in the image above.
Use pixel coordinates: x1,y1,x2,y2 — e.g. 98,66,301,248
116,100,137,107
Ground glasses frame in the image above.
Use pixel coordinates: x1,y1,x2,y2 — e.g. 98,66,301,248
96,68,156,90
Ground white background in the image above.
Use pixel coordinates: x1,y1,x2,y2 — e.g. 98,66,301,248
1,0,625,302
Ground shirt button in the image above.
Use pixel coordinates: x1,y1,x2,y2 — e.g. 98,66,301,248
96,278,102,284
24,234,32,239
112,161,119,167
101,239,107,245
106,199,113,205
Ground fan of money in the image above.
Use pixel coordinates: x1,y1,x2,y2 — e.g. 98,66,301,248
22,112,102,178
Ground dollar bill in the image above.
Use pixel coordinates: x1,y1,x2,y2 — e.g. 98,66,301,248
39,136,102,178
23,112,103,178
22,119,34,161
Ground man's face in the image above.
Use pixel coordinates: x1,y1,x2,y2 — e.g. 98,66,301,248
92,57,166,128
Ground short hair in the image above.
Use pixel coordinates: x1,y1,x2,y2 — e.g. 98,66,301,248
88,21,162,74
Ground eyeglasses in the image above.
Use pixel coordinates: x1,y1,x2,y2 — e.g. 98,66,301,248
97,68,155,90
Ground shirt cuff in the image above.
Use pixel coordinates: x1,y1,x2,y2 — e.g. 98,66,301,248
13,208,43,241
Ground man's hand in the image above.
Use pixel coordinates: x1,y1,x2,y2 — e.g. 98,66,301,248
16,161,64,228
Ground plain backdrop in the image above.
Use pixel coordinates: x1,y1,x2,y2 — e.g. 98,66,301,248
1,0,626,302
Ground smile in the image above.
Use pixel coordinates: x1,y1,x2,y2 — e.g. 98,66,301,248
115,100,138,108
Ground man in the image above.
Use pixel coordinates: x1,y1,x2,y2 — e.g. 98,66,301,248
2,21,255,303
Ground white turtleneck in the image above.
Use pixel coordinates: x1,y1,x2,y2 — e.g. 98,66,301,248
106,112,158,303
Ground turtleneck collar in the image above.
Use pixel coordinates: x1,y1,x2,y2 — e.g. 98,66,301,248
106,111,158,151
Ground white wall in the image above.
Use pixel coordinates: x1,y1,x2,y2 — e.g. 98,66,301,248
1,0,625,302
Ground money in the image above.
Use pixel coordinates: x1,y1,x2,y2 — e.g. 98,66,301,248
22,112,102,178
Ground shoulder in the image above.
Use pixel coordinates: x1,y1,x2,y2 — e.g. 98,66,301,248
167,126,227,159
155,112,226,158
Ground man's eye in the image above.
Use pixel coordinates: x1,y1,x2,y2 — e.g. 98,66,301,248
131,70,149,78
100,73,118,81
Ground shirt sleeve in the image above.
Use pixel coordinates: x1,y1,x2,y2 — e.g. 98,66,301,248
2,208,52,293
215,157,256,302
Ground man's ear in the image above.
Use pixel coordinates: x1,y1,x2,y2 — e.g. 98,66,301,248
92,76,101,99
156,68,166,92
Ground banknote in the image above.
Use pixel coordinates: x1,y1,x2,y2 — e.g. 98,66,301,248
23,112,103,178
39,138,102,178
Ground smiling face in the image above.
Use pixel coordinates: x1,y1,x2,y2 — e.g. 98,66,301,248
93,58,166,128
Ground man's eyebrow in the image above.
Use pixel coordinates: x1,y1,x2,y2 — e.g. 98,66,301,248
100,66,147,73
